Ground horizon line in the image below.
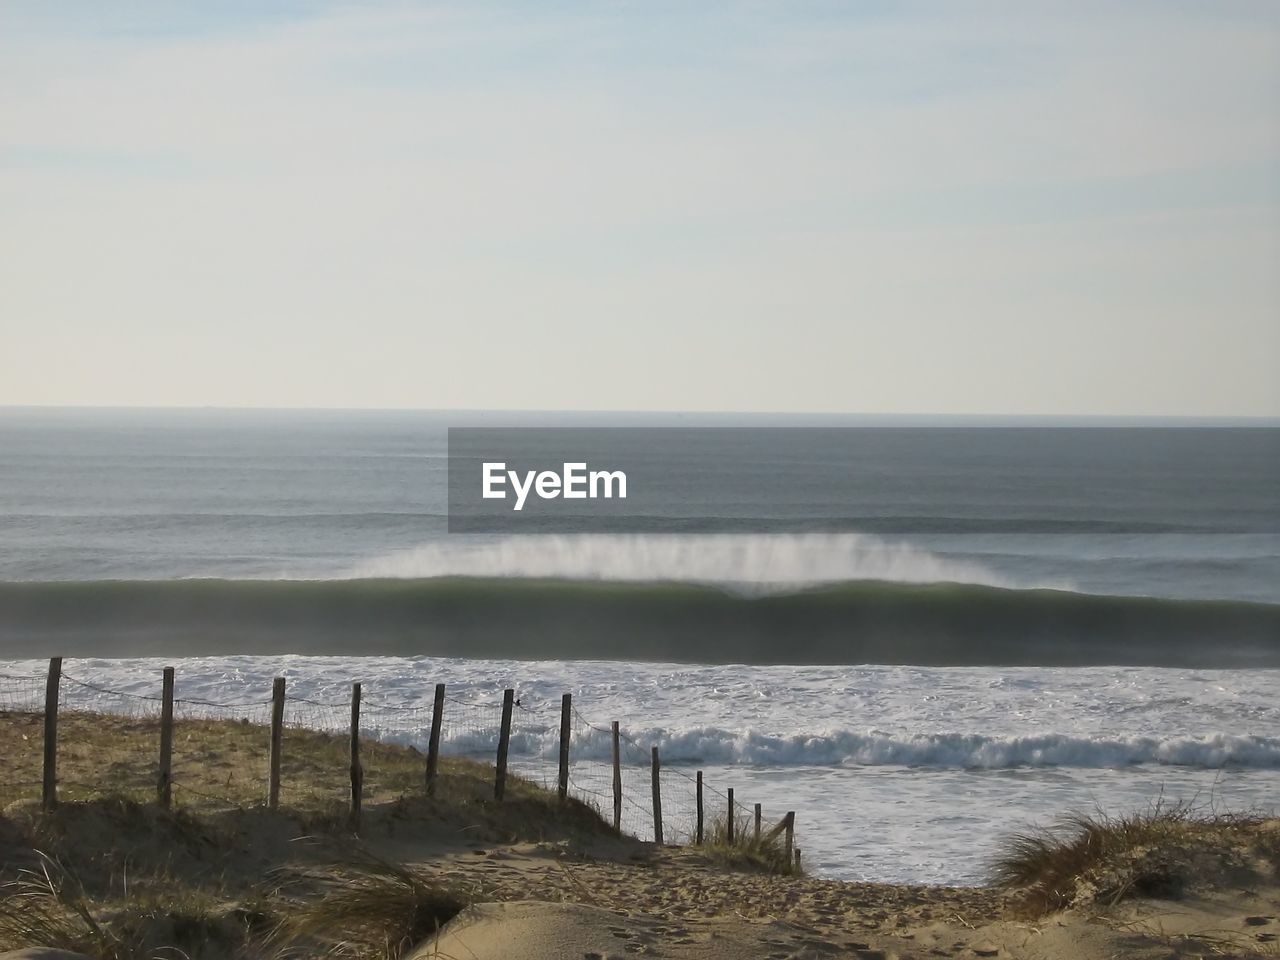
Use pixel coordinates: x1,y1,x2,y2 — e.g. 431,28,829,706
1,403,1278,425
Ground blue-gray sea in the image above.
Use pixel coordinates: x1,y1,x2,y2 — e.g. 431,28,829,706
1,407,1278,883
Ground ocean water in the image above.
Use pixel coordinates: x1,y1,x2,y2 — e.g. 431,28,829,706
1,408,1278,883
3,653,1278,886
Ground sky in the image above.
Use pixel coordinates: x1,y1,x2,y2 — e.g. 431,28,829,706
1,1,1277,416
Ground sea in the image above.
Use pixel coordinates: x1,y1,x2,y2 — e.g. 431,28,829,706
1,407,1278,885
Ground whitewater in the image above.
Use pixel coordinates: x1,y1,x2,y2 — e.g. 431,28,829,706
3,411,1277,884
5,653,1278,885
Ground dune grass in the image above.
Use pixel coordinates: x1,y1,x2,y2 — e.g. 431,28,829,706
0,854,126,960
0,707,835,960
698,812,802,876
0,707,599,828
0,708,621,960
0,708,437,812
268,849,471,960
990,802,1280,916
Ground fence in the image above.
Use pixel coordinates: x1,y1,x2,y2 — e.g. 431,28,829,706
0,658,799,866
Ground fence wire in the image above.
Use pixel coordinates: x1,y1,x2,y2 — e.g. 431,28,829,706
0,663,797,855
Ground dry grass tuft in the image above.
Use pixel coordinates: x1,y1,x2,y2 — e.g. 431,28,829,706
0,849,260,960
269,849,470,960
0,852,132,959
700,813,801,876
990,802,1279,916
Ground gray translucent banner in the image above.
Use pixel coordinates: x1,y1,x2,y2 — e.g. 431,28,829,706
446,426,1279,534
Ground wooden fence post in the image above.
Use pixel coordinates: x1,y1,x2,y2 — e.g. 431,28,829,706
754,802,762,845
157,666,175,809
426,682,445,797
794,848,802,872
268,677,285,809
494,688,514,800
784,810,795,864
650,746,663,845
558,693,571,802
41,657,62,811
727,788,735,844
611,721,622,833
349,682,363,827
695,770,704,845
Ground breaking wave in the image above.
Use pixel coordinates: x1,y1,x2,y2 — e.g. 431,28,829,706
429,725,1280,770
1,575,1277,666
340,533,1066,592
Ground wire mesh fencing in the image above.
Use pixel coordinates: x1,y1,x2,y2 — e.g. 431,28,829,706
0,669,47,806
0,658,799,862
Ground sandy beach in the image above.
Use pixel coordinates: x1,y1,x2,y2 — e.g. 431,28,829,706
4,0,1276,953
1,711,1277,960
405,841,1280,959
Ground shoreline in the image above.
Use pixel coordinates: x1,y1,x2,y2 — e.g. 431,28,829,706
2,710,1278,960
5,656,1280,890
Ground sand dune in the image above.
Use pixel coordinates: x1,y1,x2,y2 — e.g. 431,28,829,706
3,712,1277,960
397,838,1279,959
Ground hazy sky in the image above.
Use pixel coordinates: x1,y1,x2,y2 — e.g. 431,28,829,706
1,2,1277,415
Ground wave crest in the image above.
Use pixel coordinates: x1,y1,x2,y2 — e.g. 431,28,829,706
344,533,1064,591
407,723,1280,770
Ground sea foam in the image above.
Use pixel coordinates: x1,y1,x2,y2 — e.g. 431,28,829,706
341,532,1068,592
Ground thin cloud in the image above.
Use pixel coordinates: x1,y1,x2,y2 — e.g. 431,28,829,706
0,2,1276,413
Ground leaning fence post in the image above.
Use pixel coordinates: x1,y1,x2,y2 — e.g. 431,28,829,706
349,682,363,827
754,802,762,844
784,810,795,864
695,770,704,844
611,721,622,833
426,682,445,796
558,693,571,802
495,688,514,800
268,677,285,809
650,746,663,845
42,657,62,811
727,788,735,844
157,666,175,809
